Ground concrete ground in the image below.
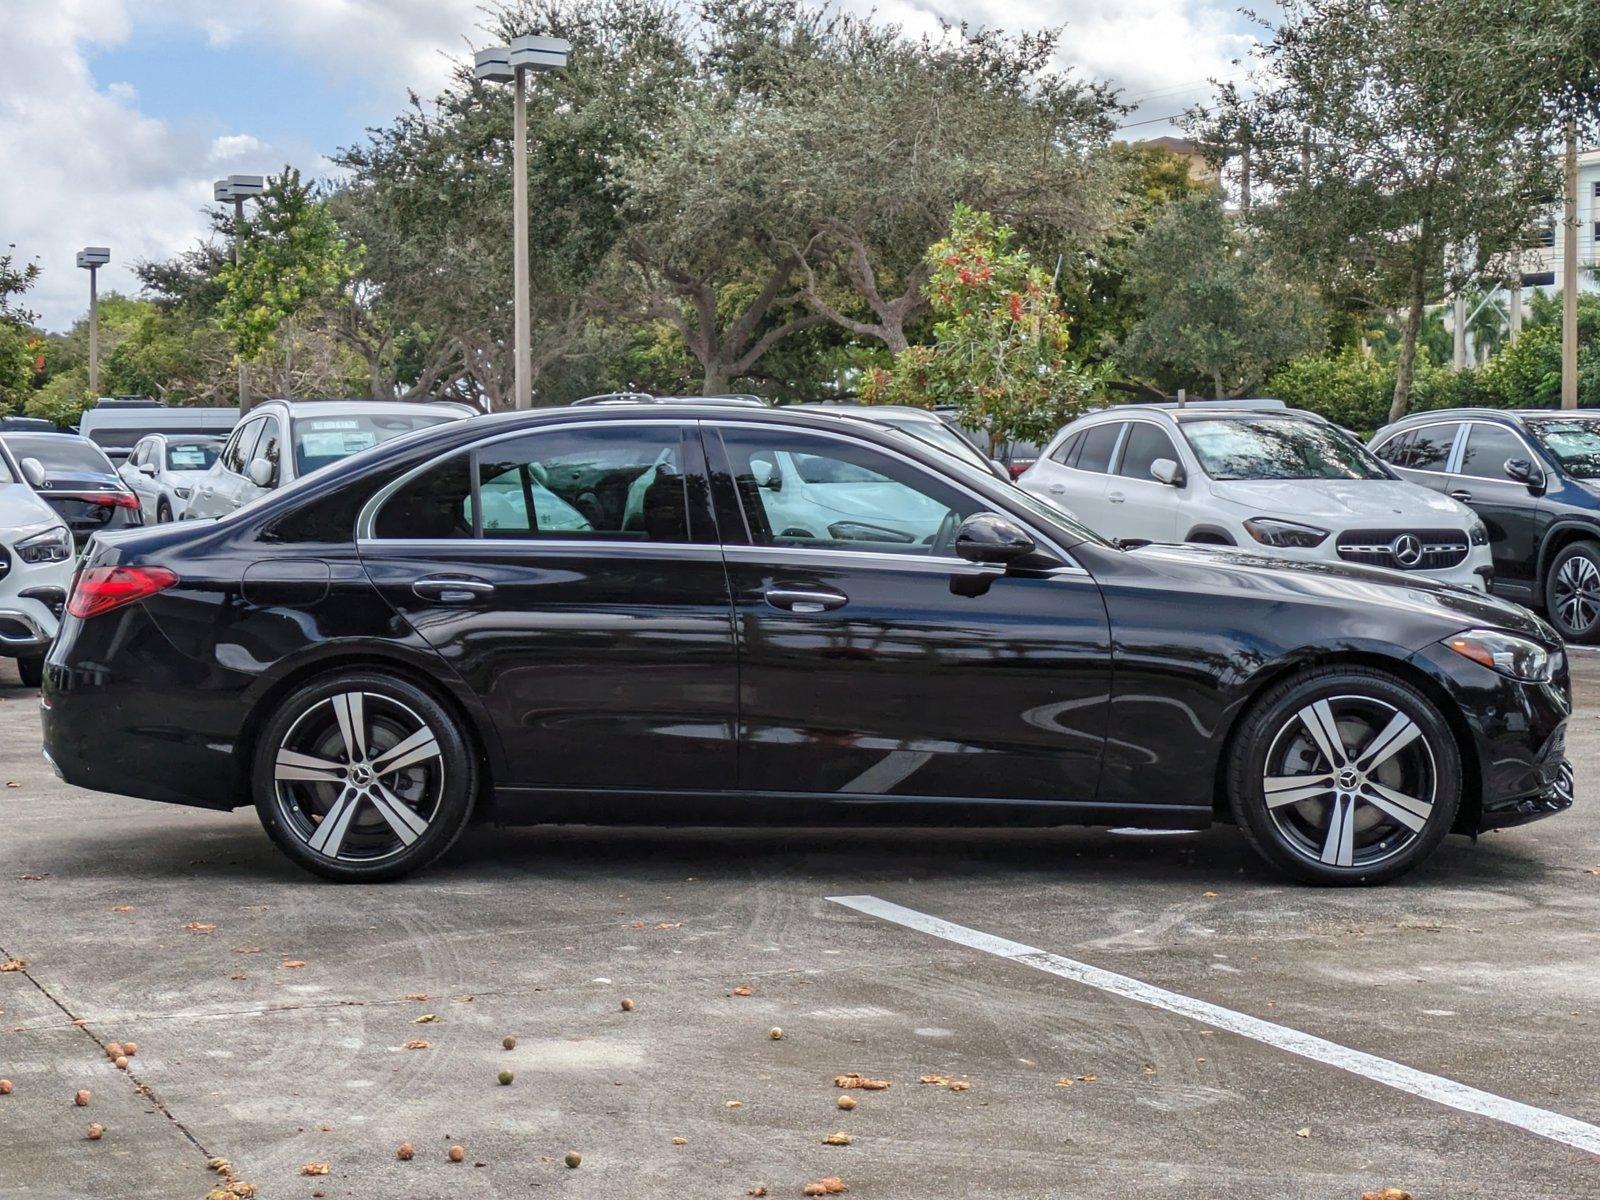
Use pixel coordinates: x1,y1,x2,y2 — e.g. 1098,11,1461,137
2,656,1599,1200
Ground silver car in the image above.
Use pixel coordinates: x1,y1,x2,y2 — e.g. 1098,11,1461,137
118,433,224,523
183,399,474,520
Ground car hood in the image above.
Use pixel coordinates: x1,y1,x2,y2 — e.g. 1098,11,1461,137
0,482,65,540
1126,542,1557,645
1209,478,1470,522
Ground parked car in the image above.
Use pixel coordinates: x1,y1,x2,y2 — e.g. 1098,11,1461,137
0,454,74,687
788,403,1011,480
0,432,143,547
77,404,239,464
1020,406,1493,591
1371,408,1600,642
931,407,1042,479
183,400,474,521
118,434,223,523
43,404,1569,886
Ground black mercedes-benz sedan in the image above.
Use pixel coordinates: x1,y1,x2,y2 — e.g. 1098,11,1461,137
40,404,1572,884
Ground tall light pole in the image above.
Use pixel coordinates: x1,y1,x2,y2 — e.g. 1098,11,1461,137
75,246,110,398
475,34,570,410
214,174,265,409
1561,123,1579,410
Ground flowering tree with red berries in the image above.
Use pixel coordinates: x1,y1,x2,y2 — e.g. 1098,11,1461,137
862,204,1098,451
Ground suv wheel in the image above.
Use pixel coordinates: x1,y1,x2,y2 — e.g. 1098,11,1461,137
1227,667,1460,885
253,671,477,882
14,656,43,689
1545,542,1600,643
156,498,173,524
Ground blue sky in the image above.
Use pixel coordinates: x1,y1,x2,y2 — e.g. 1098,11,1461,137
2,0,1258,331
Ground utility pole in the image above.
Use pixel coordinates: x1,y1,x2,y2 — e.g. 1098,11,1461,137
214,174,265,410
1453,291,1467,370
75,246,110,398
1509,281,1523,343
1238,119,1251,216
1561,122,1579,409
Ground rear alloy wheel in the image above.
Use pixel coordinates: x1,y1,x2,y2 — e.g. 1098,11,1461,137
1228,668,1460,885
253,672,476,881
156,498,173,524
1545,542,1600,643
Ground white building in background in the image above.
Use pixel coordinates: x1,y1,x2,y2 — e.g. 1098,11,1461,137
1518,146,1600,296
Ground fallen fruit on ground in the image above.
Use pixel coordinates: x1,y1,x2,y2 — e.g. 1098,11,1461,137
833,1075,889,1090
206,1157,230,1173
803,1177,848,1195
565,1150,582,1168
621,997,636,1011
403,1040,430,1050
114,1056,128,1070
823,1132,853,1146
413,1013,438,1024
836,1095,856,1111
0,1079,12,1095
74,1089,91,1106
122,1042,137,1056
281,960,306,970
672,1137,687,1145
448,1145,465,1162
1361,1191,1413,1200
769,1027,783,1040
396,1143,414,1161
498,1069,514,1085
104,1042,123,1058
918,1074,971,1091
226,1183,257,1199
301,1163,329,1176
86,1124,104,1140
732,985,753,996
1,960,25,972
502,1036,516,1050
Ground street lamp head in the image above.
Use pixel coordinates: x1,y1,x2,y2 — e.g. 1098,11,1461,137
474,46,515,83
76,247,110,269
227,174,265,196
213,179,235,202
509,34,570,73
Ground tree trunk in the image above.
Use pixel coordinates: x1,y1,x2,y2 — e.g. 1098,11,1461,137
701,363,731,395
1389,262,1428,423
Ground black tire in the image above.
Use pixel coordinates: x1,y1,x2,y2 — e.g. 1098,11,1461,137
252,671,477,882
1227,666,1461,886
156,498,173,524
14,656,43,689
1544,541,1600,643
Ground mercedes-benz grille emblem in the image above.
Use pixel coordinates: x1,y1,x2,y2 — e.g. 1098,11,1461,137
1389,533,1424,567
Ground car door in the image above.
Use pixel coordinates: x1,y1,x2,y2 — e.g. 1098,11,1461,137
234,414,283,509
1024,422,1122,535
1450,421,1544,594
707,420,1111,805
192,419,262,517
357,419,737,793
120,439,156,519
1105,420,1184,543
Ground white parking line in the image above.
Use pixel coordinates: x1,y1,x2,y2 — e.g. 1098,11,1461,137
829,894,1600,1158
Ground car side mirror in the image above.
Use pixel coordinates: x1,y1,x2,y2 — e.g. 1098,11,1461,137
749,457,781,491
1150,457,1185,487
138,461,158,477
954,512,1037,565
247,457,275,488
19,457,47,488
1504,458,1543,489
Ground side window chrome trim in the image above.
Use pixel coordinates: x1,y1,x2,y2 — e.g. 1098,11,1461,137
355,417,698,542
705,419,1082,568
355,537,724,561
1380,422,1461,477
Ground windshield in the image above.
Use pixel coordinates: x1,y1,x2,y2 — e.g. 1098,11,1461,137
165,440,220,471
874,416,993,470
293,413,456,476
1181,418,1388,481
1528,419,1600,479
4,433,114,475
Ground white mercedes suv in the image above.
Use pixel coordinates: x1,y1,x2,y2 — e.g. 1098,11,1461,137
0,448,75,686
1019,404,1494,591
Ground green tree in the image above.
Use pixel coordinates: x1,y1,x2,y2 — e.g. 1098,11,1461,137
1119,196,1325,398
862,205,1098,448
0,246,42,413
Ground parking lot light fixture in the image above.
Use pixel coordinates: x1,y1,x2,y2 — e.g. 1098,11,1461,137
474,34,572,411
213,174,266,409
75,246,110,398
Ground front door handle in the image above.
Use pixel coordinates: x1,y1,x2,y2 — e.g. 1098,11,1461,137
764,587,847,614
1449,489,1472,502
413,576,495,603
1107,490,1126,504
1048,484,1066,495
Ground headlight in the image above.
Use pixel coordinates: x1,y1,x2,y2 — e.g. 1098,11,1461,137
15,526,72,564
1444,629,1554,682
1468,519,1489,546
1243,517,1330,548
173,486,192,499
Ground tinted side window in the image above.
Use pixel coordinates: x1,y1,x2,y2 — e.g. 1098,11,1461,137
1049,432,1082,465
477,425,699,542
717,425,979,555
1075,423,1122,473
224,420,264,474
1399,423,1458,471
1371,431,1411,465
1458,424,1528,480
1117,423,1180,480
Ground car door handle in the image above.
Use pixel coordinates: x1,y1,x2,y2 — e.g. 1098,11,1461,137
764,587,847,614
1048,484,1066,495
1107,490,1126,503
412,576,495,603
1449,489,1472,501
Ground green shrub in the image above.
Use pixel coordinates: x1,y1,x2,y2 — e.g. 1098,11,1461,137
1264,350,1393,432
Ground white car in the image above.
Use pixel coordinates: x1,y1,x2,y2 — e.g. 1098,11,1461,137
118,433,224,523
1020,405,1494,591
0,453,75,687
184,399,474,521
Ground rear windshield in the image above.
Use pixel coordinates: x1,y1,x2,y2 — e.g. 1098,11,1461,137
4,433,114,474
1527,419,1600,479
166,440,220,471
293,413,456,476
1180,418,1388,481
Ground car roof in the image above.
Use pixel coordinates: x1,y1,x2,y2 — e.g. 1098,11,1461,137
252,398,476,418
1071,404,1323,425
788,403,944,422
570,393,769,407
1386,408,1599,426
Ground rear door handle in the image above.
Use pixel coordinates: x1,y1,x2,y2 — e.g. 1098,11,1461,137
412,576,495,603
1449,489,1472,502
764,587,847,614
1107,491,1126,504
1048,484,1066,495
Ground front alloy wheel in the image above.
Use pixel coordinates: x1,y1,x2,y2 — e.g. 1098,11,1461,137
254,672,475,881
1229,668,1460,885
1546,543,1600,643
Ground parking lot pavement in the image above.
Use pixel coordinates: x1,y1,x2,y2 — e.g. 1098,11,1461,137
3,658,1600,1199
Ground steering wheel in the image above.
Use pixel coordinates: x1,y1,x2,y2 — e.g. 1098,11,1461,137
930,509,961,557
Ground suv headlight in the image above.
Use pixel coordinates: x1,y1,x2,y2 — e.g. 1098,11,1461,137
1444,629,1554,682
1468,519,1489,546
15,526,73,564
173,485,192,499
1243,517,1330,548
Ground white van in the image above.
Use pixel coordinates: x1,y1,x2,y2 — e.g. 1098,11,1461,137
77,404,239,463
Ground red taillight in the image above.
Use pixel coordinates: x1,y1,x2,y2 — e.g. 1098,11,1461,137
1007,462,1031,480
53,490,140,509
66,566,179,619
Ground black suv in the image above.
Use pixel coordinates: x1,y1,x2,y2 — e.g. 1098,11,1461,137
1371,409,1600,641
